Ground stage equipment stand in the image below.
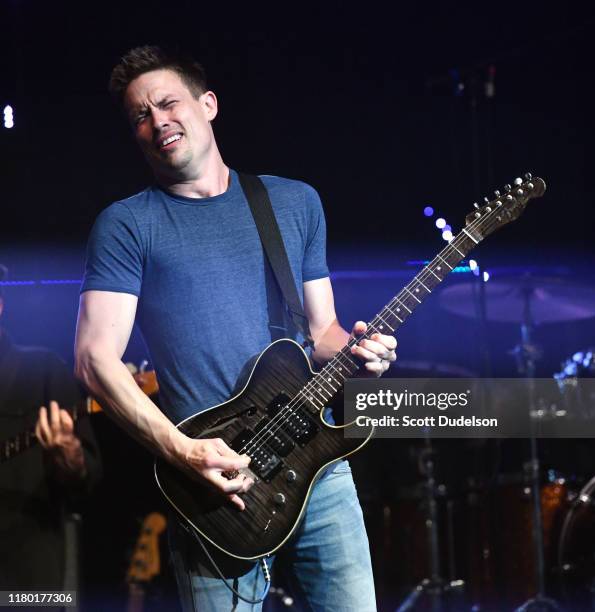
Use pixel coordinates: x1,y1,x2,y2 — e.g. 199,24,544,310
396,436,464,612
514,279,561,612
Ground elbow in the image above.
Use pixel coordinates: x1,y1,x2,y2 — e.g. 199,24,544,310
74,344,107,391
74,347,94,390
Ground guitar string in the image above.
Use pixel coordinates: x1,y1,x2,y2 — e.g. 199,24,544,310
235,194,514,462
234,188,524,463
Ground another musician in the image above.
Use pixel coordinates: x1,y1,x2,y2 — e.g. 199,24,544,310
0,264,101,590
75,46,396,611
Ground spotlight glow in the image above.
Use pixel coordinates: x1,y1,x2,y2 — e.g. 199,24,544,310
441,230,453,241
469,259,478,271
436,218,446,229
483,271,490,282
3,105,13,129
423,206,434,217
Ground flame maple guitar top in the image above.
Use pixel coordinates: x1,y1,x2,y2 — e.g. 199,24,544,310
155,339,372,560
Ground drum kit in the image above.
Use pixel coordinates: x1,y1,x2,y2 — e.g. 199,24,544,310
366,273,595,611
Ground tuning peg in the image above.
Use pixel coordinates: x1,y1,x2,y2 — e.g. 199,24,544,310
516,188,524,197
494,190,501,197
473,202,480,209
513,177,522,186
524,172,532,180
526,182,534,191
504,184,512,192
483,197,490,203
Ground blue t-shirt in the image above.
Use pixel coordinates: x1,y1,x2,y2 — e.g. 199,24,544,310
81,170,329,423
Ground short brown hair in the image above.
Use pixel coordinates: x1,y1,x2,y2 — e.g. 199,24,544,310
109,45,208,105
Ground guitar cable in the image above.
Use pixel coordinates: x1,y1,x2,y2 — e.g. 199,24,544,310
183,522,272,604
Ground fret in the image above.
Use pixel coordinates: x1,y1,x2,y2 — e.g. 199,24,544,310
315,372,339,394
426,266,441,281
462,228,479,244
325,360,348,382
403,287,422,304
374,313,395,331
302,391,324,410
335,348,358,371
324,378,339,393
450,243,465,257
436,254,453,270
393,297,412,314
384,304,403,323
308,379,332,402
416,278,431,293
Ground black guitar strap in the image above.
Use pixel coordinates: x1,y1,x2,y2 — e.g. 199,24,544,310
238,173,315,349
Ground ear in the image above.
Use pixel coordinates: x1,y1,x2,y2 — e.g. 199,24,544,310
201,91,219,122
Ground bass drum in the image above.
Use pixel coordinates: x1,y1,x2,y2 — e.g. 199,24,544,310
557,475,595,606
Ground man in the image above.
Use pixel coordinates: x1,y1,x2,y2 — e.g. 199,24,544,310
0,264,101,591
75,45,396,611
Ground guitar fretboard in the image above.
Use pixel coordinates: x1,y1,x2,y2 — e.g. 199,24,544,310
301,224,482,411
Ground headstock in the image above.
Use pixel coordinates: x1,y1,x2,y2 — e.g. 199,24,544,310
465,173,546,239
126,512,167,584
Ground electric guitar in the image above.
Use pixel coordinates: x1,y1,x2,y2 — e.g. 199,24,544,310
0,368,159,463
155,175,546,560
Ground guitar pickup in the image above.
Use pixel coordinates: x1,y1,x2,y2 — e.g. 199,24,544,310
268,393,319,447
230,428,283,482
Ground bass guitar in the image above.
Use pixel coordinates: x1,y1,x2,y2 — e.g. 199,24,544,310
155,175,546,560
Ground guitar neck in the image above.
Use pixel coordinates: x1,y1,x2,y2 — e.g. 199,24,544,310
307,226,482,404
0,397,93,463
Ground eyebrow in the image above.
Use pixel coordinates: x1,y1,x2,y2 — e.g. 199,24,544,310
131,96,174,115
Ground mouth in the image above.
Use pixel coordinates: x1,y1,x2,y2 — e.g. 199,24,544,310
156,132,183,151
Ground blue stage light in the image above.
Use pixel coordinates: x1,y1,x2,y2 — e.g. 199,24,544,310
423,206,434,217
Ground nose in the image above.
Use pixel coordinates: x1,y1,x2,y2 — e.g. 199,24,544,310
150,107,170,131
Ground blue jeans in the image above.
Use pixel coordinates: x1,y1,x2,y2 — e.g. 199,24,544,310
169,461,376,611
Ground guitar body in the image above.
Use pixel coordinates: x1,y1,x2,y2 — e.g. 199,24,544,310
154,339,373,560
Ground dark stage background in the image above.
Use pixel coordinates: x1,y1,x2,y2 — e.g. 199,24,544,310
1,2,594,610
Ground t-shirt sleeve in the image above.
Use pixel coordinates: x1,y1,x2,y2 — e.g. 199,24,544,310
80,202,144,296
302,184,330,282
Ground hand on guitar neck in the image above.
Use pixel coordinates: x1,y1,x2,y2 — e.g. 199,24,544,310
348,320,397,376
35,400,87,482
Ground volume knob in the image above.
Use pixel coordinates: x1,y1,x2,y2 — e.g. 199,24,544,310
286,469,297,483
274,492,286,506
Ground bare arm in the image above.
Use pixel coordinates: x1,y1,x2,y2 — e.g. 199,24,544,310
74,290,252,509
303,277,397,375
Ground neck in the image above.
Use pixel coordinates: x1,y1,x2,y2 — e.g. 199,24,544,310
157,153,230,199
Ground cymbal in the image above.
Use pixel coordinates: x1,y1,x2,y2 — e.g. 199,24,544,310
439,276,595,324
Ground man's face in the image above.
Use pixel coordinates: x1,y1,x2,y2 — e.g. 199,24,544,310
124,69,217,181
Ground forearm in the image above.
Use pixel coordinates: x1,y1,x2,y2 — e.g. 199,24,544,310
75,350,185,467
311,318,350,364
